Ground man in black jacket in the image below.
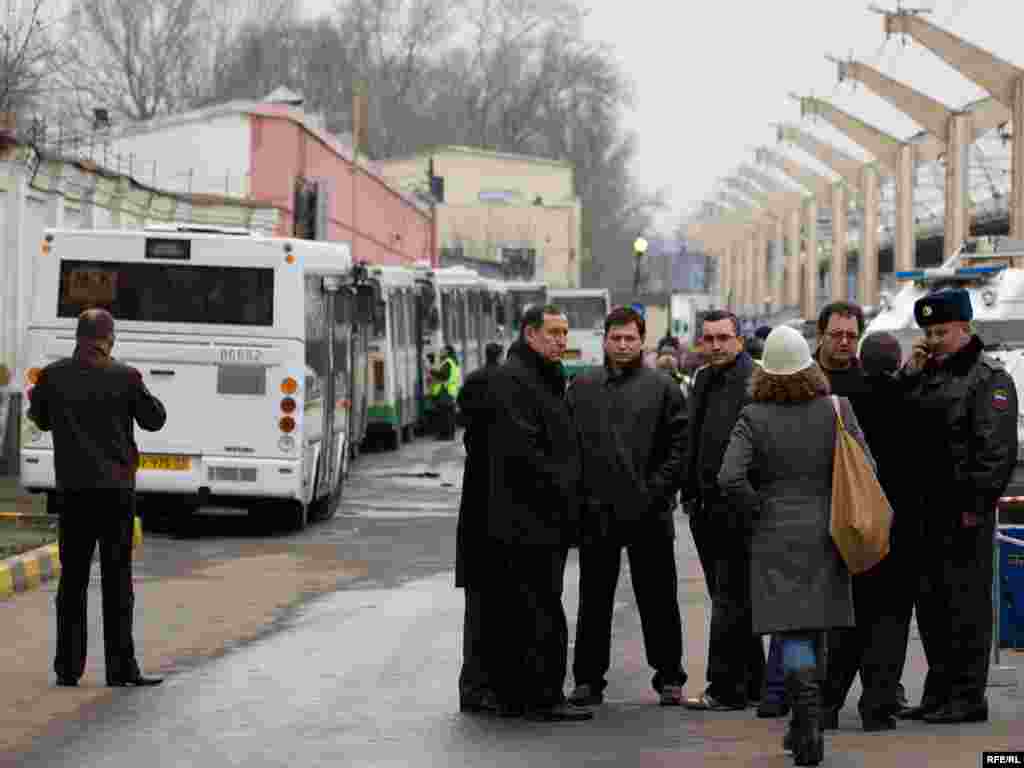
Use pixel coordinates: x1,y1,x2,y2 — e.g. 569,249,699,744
454,341,504,713
484,306,591,721
898,288,1017,724
683,309,764,710
822,328,914,730
567,306,688,707
28,309,166,688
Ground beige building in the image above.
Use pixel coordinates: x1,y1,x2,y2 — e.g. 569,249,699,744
379,145,582,288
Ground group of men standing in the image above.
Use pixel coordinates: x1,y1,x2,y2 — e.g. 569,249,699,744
453,287,1017,729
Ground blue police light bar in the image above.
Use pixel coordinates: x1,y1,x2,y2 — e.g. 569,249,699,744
955,265,1007,276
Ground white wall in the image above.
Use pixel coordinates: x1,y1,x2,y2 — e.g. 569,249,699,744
105,112,252,197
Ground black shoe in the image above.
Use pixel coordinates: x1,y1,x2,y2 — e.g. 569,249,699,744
922,700,988,724
107,673,163,687
861,713,897,732
523,703,594,722
497,703,526,718
460,690,500,714
56,676,78,687
897,702,941,721
757,699,790,718
567,684,604,707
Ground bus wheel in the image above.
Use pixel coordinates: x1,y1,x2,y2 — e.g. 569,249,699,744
288,500,308,532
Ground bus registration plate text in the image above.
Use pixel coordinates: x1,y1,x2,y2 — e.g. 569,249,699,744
139,454,191,471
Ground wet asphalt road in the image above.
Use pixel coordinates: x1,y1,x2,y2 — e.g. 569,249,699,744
7,435,1024,767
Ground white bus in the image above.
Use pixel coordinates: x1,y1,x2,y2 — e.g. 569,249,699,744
364,265,420,449
549,288,610,377
20,226,366,531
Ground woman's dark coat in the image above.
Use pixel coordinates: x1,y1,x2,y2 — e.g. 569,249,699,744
717,394,872,634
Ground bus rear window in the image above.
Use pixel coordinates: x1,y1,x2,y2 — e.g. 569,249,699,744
554,297,607,331
58,260,274,326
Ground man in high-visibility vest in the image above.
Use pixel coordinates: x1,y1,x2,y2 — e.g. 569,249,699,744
429,345,461,440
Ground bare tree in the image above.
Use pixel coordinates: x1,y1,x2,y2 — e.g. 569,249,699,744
60,0,221,121
0,0,62,114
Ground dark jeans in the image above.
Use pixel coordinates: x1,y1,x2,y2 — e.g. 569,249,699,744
459,587,493,699
433,394,456,439
824,548,912,718
702,499,764,706
491,544,570,710
54,490,139,682
916,518,994,708
572,526,686,694
763,635,785,704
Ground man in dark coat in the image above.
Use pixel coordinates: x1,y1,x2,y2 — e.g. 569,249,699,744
682,309,764,710
813,302,904,729
822,329,915,730
453,341,504,713
897,288,1017,724
28,309,166,688
566,306,688,707
483,306,591,721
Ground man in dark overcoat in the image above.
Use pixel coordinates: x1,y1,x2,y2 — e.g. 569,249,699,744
453,341,504,713
682,309,764,710
28,309,166,687
483,305,591,721
566,306,688,707
897,288,1017,724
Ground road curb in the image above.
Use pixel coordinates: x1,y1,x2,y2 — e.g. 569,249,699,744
0,517,143,600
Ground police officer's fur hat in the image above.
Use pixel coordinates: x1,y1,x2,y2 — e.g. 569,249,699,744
914,288,973,327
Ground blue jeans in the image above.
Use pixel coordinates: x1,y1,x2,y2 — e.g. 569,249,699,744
763,634,785,704
779,632,819,675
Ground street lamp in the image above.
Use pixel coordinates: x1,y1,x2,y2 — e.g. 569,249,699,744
632,236,648,297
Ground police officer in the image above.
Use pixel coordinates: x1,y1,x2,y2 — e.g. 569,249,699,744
898,288,1017,724
28,309,167,688
429,344,461,440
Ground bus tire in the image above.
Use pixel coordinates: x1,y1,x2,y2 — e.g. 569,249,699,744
289,500,308,532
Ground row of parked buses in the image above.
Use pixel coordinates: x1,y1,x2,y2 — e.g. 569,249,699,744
18,226,607,531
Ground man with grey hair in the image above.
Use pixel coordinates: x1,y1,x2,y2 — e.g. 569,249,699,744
29,308,167,688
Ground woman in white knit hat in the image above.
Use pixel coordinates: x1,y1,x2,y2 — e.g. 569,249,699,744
717,326,874,766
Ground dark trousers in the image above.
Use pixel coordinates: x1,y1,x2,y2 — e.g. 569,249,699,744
572,527,686,694
916,518,995,708
824,548,913,718
492,544,569,710
54,490,139,682
700,498,765,705
459,587,493,698
433,394,456,440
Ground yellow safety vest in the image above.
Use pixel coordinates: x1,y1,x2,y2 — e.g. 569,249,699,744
445,357,462,399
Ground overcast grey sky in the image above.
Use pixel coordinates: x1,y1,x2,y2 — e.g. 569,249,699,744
577,0,1021,234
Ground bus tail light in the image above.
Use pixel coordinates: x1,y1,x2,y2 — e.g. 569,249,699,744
280,397,296,414
279,416,296,433
281,377,298,395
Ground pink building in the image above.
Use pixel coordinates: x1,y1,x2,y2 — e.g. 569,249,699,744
103,90,435,266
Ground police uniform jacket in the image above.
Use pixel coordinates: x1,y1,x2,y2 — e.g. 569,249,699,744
483,341,581,549
903,334,1018,529
568,358,687,540
28,348,166,490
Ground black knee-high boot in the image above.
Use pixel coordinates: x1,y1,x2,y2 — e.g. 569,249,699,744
784,667,824,766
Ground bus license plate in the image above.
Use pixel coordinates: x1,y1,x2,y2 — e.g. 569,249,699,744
139,454,191,471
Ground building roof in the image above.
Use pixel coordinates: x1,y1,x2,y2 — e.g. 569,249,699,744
98,95,431,215
381,144,572,170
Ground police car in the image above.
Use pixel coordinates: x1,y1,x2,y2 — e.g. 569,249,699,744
865,235,1024,510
